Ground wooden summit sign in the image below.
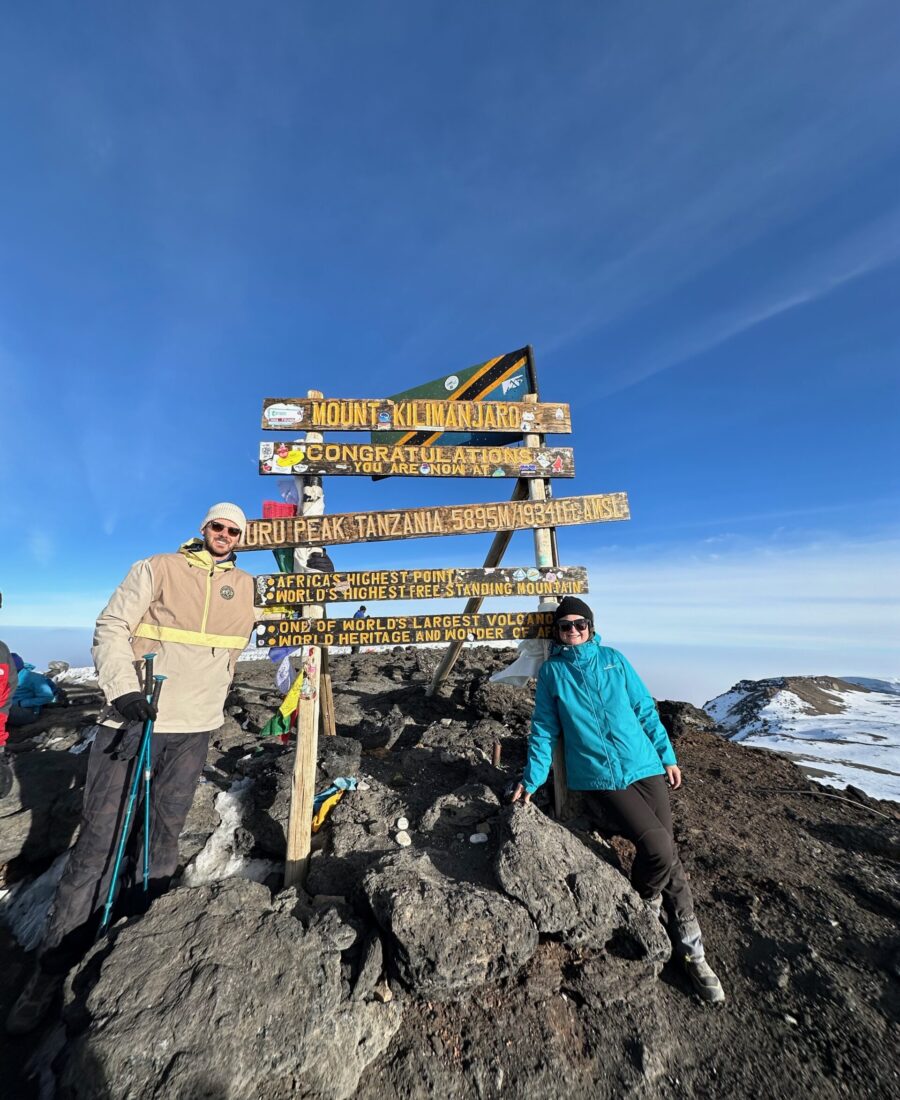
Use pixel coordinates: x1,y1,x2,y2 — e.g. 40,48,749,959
259,441,575,478
254,565,589,607
256,358,630,889
255,610,555,649
261,397,571,434
240,493,629,550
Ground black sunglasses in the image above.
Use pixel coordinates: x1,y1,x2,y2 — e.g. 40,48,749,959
557,618,589,632
209,521,241,537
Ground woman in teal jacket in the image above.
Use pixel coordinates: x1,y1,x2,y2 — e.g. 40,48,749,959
512,597,725,1004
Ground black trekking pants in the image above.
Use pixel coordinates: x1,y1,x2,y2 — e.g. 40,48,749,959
584,774,695,925
41,723,209,969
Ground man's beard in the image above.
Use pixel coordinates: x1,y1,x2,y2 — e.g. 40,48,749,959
203,533,233,559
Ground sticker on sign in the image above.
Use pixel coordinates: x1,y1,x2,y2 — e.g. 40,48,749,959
263,403,305,427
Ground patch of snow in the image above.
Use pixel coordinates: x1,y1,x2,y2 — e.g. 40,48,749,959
69,726,98,754
54,666,97,685
237,646,272,663
705,679,900,802
703,686,755,735
236,641,519,664
180,778,278,887
0,853,69,950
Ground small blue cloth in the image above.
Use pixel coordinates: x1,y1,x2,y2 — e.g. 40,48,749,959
313,776,358,810
267,646,297,664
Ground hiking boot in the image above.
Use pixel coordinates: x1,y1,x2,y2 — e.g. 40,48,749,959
5,965,61,1035
684,956,726,1004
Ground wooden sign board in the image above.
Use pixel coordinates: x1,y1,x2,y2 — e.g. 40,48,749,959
255,610,555,648
261,397,571,435
254,565,589,607
259,441,575,478
239,493,629,550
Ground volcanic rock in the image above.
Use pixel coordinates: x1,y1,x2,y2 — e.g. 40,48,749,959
317,735,363,780
363,850,538,999
306,776,408,899
0,749,87,874
60,879,401,1100
494,805,670,963
471,679,535,727
419,782,500,836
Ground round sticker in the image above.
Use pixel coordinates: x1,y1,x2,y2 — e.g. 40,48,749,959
444,375,459,392
220,586,235,600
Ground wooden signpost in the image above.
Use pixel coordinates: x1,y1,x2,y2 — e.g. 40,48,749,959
259,441,575,479
256,610,555,649
261,396,571,434
259,347,630,887
283,645,321,888
254,565,589,607
239,493,629,551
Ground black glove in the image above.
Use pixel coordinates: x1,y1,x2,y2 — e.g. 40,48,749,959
0,749,13,800
113,692,157,723
306,548,335,572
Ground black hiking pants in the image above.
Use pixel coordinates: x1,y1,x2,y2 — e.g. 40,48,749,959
585,774,695,926
40,723,209,970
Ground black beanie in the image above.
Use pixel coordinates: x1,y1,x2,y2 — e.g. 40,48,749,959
552,596,594,624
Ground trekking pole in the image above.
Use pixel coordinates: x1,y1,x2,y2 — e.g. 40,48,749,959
97,656,164,937
140,653,156,895
142,673,165,893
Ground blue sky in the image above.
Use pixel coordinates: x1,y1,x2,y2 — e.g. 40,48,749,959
1,2,898,702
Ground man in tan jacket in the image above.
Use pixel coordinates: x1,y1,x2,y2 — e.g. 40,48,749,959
7,503,256,1035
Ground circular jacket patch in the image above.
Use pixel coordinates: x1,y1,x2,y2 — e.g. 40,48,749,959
220,585,235,600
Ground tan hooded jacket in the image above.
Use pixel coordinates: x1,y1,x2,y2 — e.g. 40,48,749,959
93,541,256,734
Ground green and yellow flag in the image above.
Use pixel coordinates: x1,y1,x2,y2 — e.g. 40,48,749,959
259,667,304,738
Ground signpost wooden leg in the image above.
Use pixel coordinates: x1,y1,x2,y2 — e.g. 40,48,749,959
523,391,570,820
294,388,325,584
284,645,322,889
319,647,336,738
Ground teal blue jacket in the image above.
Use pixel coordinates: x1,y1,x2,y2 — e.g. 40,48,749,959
523,636,676,793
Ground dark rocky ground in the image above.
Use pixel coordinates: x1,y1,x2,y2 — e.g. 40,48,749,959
1,647,898,1099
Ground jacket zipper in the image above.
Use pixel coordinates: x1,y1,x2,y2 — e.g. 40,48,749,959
200,565,214,635
570,644,619,786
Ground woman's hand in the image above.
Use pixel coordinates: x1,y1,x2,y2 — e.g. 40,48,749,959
664,765,682,790
510,783,532,804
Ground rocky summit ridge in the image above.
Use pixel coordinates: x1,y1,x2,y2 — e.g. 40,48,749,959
705,674,900,802
1,649,898,1099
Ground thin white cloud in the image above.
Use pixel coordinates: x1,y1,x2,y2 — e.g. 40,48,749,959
588,205,900,398
5,593,108,630
583,535,900,653
26,530,55,567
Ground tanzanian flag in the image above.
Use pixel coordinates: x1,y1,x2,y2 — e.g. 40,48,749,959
373,346,537,450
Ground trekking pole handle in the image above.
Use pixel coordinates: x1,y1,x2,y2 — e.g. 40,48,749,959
142,653,156,699
150,674,166,709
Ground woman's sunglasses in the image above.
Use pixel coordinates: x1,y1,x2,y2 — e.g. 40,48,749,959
209,521,241,537
557,618,589,632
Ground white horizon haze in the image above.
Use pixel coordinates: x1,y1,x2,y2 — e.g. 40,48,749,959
3,529,896,707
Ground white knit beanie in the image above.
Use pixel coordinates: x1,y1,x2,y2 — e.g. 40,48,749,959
200,502,248,534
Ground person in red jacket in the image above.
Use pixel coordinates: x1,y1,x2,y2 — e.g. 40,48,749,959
0,593,20,800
